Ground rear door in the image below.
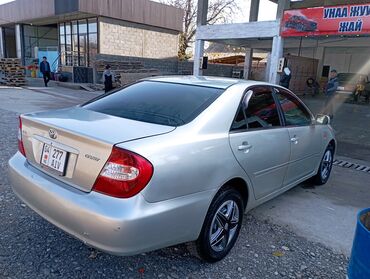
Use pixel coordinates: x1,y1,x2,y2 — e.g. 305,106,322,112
229,86,291,200
274,87,322,185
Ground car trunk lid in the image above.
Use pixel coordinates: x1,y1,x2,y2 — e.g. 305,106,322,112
20,107,175,192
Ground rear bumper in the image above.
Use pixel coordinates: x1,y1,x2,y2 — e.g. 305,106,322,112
8,152,213,256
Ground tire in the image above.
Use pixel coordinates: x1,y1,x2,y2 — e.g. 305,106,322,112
194,187,244,262
312,144,334,185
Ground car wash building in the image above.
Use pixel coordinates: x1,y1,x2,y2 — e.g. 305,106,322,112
194,0,370,94
0,0,182,82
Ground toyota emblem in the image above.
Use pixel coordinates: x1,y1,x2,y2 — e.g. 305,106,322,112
49,129,57,139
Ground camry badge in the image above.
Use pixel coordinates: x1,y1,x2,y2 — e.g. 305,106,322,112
49,129,57,139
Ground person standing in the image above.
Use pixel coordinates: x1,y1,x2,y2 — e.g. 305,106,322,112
353,76,365,103
325,69,339,119
102,65,114,93
40,56,51,87
279,67,292,89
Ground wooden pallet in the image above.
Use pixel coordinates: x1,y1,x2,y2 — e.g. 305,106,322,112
0,58,25,86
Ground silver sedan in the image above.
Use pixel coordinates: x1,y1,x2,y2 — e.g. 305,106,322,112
9,76,335,262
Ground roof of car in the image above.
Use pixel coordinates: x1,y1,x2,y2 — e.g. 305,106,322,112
144,75,259,89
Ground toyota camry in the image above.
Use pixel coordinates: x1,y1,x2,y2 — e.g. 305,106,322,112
8,76,335,262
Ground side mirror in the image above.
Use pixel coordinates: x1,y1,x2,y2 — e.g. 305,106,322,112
315,114,331,125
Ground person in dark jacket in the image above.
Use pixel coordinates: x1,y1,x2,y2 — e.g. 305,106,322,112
39,56,51,87
304,77,320,97
279,67,292,89
324,69,339,119
102,65,114,93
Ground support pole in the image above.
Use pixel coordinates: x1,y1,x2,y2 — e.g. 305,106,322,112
15,24,22,60
268,0,289,84
269,35,284,84
193,0,208,76
243,48,253,79
193,40,205,76
0,27,4,58
243,0,260,80
249,0,260,22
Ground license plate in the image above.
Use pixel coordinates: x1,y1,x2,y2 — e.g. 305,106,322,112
41,144,68,175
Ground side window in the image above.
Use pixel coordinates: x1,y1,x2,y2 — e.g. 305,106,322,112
244,87,281,129
275,89,312,126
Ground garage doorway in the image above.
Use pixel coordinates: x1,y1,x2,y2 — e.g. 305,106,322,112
3,26,16,58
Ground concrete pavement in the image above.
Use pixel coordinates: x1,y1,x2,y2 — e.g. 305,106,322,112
301,95,370,161
0,86,102,113
252,155,370,256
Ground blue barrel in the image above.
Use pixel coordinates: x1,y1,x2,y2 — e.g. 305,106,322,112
348,208,370,279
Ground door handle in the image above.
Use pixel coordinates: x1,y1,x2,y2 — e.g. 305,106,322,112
290,136,299,144
238,142,253,153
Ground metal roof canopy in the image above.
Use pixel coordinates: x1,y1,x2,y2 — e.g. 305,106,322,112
0,0,183,32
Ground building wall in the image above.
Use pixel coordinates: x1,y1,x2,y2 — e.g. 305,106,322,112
323,48,370,76
95,53,243,80
99,17,179,59
284,46,370,79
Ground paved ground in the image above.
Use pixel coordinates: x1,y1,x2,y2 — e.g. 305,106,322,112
252,157,370,256
301,95,370,162
1,86,368,278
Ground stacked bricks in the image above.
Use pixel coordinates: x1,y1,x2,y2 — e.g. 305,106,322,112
0,58,26,87
95,60,150,73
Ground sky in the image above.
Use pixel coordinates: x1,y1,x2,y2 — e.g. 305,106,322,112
149,0,278,23
234,0,278,22
0,0,14,4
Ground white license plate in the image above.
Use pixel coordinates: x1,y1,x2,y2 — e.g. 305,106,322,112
41,144,68,174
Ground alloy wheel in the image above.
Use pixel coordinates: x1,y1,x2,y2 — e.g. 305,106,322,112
321,149,333,180
209,200,240,252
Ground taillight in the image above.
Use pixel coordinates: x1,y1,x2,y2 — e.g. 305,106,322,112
18,116,26,157
92,147,153,198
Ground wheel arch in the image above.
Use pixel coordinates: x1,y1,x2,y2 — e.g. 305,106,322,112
328,139,336,153
216,177,250,210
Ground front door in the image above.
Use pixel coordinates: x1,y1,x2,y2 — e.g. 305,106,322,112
229,86,291,200
274,88,322,185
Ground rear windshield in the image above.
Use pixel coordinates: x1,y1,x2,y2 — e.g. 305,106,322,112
83,81,224,126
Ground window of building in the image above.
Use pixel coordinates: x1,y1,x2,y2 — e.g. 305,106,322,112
88,18,98,67
59,24,66,65
59,18,98,67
